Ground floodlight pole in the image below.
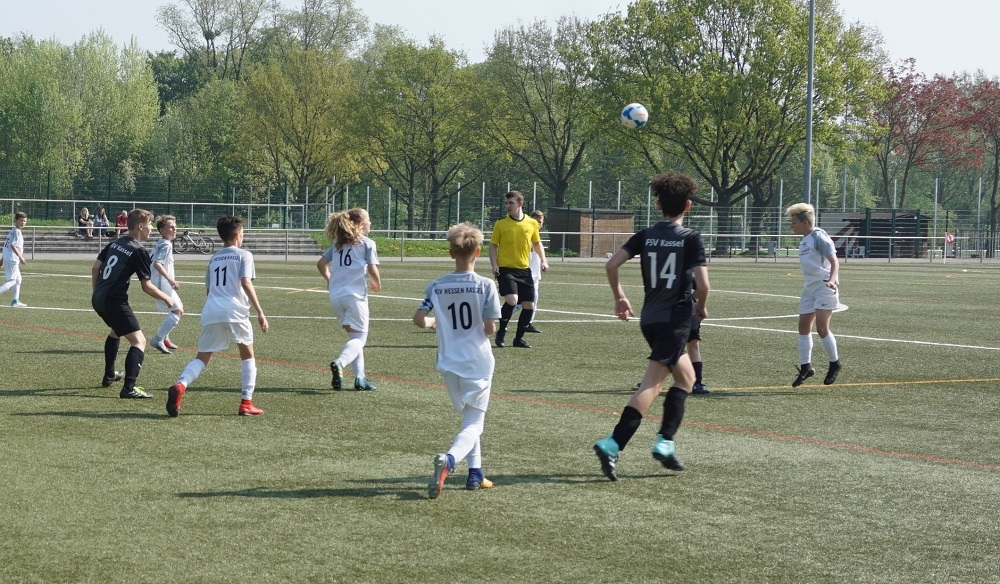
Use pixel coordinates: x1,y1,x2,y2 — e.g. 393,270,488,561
803,0,816,204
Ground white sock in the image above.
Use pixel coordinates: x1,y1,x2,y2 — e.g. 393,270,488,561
12,275,21,300
241,358,257,401
352,351,366,381
155,312,181,343
338,332,367,375
798,334,813,366
447,405,486,469
820,333,839,362
0,279,12,296
178,359,206,388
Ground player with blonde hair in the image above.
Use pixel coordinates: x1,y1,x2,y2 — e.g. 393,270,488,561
786,202,842,387
318,208,382,391
414,222,501,498
149,215,184,354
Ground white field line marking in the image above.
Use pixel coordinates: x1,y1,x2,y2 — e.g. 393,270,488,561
23,273,990,350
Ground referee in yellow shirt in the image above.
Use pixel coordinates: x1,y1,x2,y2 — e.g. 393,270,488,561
489,190,548,348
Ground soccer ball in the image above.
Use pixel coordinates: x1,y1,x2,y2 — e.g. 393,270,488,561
620,103,649,129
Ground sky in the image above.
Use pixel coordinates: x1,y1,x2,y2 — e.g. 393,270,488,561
3,0,999,78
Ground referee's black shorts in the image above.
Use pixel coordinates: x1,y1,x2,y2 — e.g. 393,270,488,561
93,300,142,337
496,267,535,302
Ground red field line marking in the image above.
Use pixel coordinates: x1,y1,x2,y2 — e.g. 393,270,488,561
5,319,998,472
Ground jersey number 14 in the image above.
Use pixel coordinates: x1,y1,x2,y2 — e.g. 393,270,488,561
647,252,678,288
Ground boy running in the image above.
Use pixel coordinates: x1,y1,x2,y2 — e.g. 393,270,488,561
149,215,184,354
593,171,710,481
414,222,502,499
92,209,175,398
1,212,29,307
166,216,269,417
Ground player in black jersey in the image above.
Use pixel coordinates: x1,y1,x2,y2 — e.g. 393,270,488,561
593,171,710,481
91,209,175,398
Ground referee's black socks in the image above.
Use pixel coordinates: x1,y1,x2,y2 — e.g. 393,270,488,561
515,309,534,338
499,303,515,332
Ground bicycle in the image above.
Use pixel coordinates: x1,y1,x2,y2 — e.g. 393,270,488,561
173,230,216,254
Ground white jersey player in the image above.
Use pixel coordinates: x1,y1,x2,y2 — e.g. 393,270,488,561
149,216,184,353
787,203,842,387
0,212,28,307
414,222,502,499
166,216,269,418
317,209,382,391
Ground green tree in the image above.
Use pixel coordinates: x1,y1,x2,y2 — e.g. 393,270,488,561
482,17,602,209
354,31,487,230
237,47,359,199
589,0,884,250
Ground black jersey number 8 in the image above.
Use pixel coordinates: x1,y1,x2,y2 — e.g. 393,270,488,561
647,251,678,288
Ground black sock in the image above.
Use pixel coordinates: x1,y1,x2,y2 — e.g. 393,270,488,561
122,346,145,391
693,361,703,385
658,387,688,440
611,406,643,450
499,303,515,332
515,309,534,338
104,336,120,379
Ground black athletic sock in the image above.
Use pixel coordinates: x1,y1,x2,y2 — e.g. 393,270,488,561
693,361,703,385
611,406,643,450
122,346,145,391
658,387,688,440
499,303,515,332
515,309,534,339
104,336,120,379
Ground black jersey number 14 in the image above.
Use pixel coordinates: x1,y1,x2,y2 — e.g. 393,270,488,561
647,251,678,288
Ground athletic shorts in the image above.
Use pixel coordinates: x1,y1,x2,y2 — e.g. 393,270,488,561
155,290,183,313
800,280,840,314
641,322,690,370
497,267,535,302
442,371,491,412
688,314,701,343
93,301,141,337
197,320,254,353
329,294,369,332
4,261,20,282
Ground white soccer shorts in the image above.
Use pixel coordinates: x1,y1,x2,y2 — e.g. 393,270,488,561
329,294,369,332
197,320,254,352
800,280,840,314
443,371,491,413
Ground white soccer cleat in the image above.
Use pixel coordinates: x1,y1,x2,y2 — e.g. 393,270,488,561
10,300,28,308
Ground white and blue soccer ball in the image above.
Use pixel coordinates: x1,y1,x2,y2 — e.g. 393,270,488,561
620,103,649,129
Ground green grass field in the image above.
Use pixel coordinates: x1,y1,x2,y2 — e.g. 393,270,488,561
2,257,999,583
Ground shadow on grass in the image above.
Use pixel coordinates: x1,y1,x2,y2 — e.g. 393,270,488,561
13,349,103,355
12,410,165,420
177,484,425,501
504,388,800,398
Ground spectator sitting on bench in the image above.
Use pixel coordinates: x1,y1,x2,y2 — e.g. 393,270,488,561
94,207,113,237
115,210,128,236
78,208,94,239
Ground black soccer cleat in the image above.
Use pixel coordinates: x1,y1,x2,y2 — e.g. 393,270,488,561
824,360,842,385
524,324,542,334
495,329,506,348
512,338,532,349
101,371,125,388
792,365,815,388
691,383,710,395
